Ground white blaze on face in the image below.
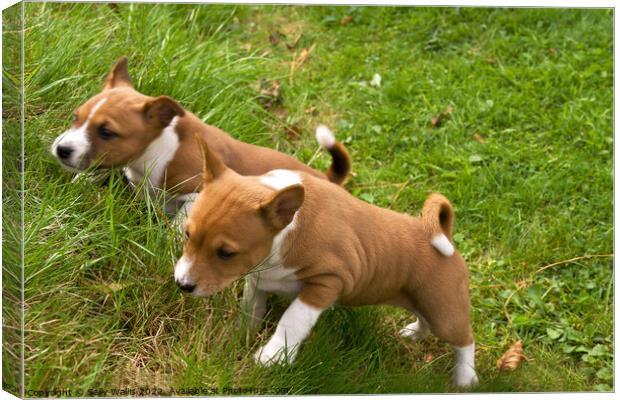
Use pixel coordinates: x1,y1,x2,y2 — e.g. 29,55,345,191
174,255,195,287
51,97,107,170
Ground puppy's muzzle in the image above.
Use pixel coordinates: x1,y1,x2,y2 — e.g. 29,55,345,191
176,281,196,292
56,145,74,161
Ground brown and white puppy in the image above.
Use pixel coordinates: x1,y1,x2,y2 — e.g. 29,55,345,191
50,57,351,218
174,129,478,388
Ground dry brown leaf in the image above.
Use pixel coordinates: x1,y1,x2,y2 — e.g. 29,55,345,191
289,43,316,84
296,44,316,66
486,57,498,65
430,105,454,127
515,279,532,290
284,123,303,140
257,80,281,110
424,353,434,363
341,15,353,26
548,47,557,55
304,106,317,115
473,133,485,144
496,340,527,371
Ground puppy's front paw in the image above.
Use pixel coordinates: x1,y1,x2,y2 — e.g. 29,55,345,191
253,340,296,366
399,321,430,341
453,363,479,388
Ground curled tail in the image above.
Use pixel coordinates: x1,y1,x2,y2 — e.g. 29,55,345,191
315,125,352,186
422,193,456,257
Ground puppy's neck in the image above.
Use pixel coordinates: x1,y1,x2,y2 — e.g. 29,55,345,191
125,111,238,197
124,116,180,191
263,212,299,271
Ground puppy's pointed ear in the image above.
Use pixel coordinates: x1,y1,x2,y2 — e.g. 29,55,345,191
104,56,133,89
195,134,227,183
260,185,304,230
143,96,185,128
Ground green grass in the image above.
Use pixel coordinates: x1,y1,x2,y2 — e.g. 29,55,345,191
3,3,24,396
3,3,613,394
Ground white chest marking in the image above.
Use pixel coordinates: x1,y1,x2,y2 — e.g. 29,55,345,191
254,211,301,296
125,116,180,190
255,268,302,296
247,169,304,296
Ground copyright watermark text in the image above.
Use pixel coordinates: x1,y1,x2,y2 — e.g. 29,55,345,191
25,386,290,397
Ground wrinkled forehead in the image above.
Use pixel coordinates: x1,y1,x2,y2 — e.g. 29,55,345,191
74,93,106,117
189,177,272,228
76,88,148,118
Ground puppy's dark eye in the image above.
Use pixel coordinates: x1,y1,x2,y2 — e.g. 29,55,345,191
98,126,117,140
184,230,190,241
217,248,236,261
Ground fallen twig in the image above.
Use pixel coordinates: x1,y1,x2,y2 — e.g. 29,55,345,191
535,253,613,275
389,179,410,209
289,43,316,84
503,253,613,324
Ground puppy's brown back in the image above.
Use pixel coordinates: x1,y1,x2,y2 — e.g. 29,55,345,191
166,113,354,195
282,173,470,309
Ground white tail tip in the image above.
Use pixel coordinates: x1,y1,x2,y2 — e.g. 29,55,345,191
315,124,336,149
431,234,454,257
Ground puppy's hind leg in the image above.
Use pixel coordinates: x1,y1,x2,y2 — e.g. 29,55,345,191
430,318,478,388
453,342,478,388
409,266,479,388
417,299,478,388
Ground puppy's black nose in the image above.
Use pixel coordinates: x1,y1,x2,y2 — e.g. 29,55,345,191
177,282,196,292
57,145,73,159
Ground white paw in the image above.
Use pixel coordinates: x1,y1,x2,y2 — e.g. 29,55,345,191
253,340,297,366
399,321,430,341
453,363,479,388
